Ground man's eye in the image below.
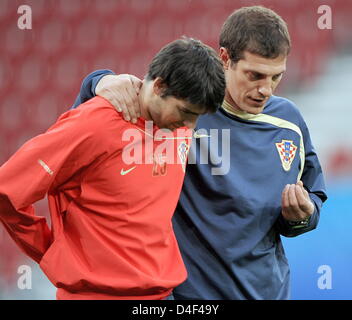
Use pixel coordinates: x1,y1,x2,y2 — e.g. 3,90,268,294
248,72,260,80
181,110,197,118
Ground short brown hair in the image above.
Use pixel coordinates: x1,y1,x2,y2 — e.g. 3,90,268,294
219,6,291,63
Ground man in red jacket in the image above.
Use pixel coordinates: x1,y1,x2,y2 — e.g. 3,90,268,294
0,37,225,300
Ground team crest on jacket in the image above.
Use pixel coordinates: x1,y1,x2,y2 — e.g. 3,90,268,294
178,141,189,172
275,140,298,171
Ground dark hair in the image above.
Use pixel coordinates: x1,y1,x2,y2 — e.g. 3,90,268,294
219,6,291,63
146,37,225,113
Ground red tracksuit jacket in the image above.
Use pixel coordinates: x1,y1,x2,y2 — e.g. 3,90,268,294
0,97,190,299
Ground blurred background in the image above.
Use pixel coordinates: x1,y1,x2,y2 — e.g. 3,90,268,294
0,0,351,300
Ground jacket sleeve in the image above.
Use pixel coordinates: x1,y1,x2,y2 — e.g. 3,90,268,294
0,103,109,263
276,119,328,237
71,69,115,109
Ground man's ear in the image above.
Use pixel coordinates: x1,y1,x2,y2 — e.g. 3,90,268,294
152,77,167,96
219,47,231,70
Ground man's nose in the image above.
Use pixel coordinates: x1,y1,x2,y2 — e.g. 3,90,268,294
258,80,273,98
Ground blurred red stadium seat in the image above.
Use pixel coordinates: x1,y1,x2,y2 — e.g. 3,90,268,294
18,55,48,93
0,94,23,132
110,16,140,51
92,0,121,16
51,54,83,92
0,0,12,21
0,57,12,95
4,25,31,57
328,148,352,178
31,92,62,130
38,19,70,55
57,0,87,19
73,18,104,52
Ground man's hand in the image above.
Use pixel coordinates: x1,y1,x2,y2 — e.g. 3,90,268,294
281,181,315,222
95,74,142,123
